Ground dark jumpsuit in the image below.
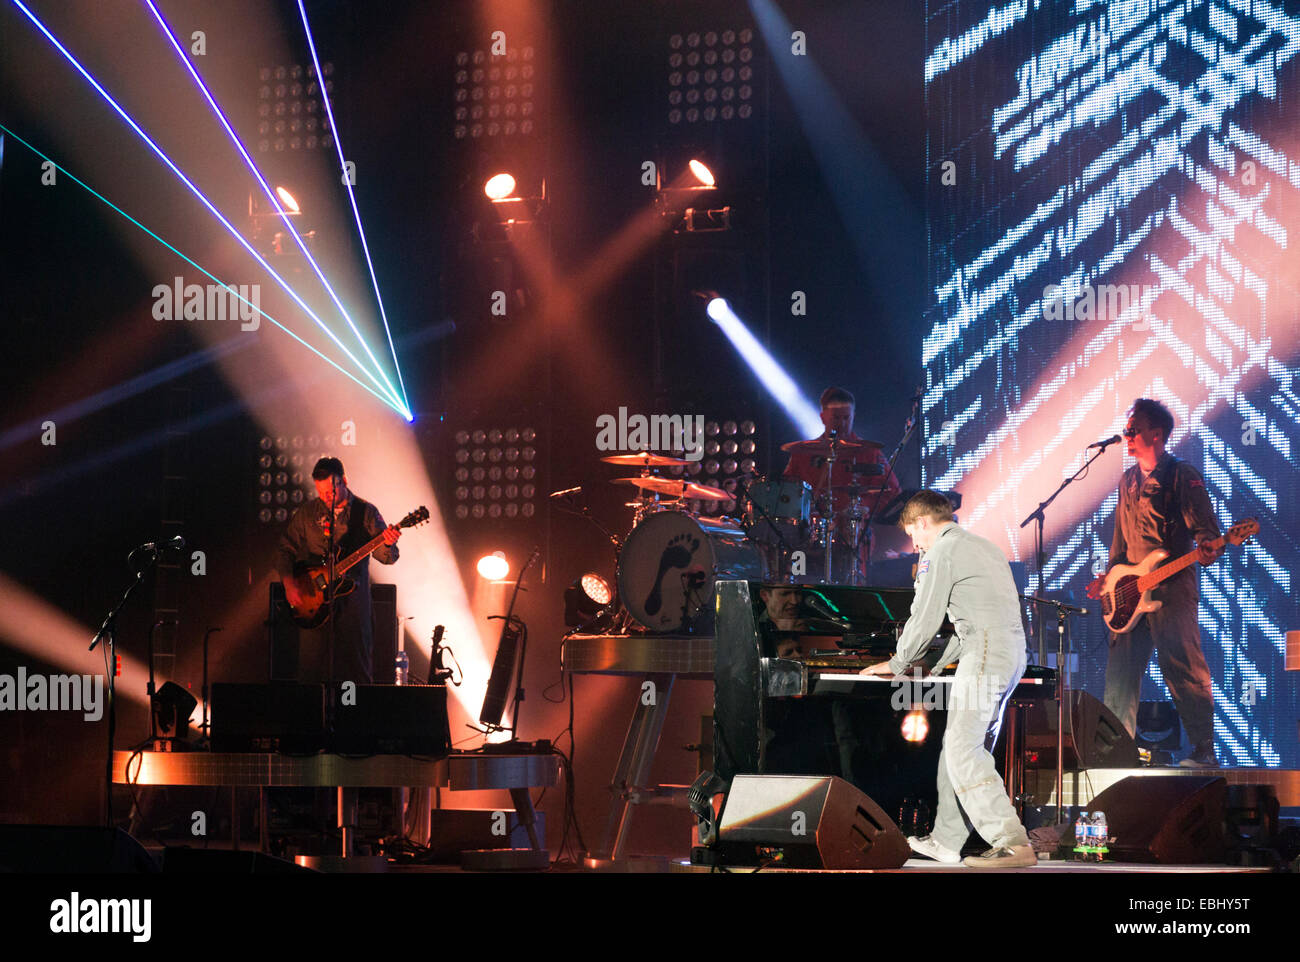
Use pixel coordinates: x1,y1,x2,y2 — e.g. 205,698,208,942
1102,451,1219,755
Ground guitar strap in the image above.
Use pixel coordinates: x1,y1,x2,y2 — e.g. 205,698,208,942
338,497,369,561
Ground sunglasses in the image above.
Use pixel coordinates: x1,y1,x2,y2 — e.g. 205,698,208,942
1122,424,1143,439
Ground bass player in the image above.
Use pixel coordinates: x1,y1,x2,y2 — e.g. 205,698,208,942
1088,398,1223,768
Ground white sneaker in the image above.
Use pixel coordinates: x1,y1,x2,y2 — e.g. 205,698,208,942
962,843,1037,869
907,835,962,864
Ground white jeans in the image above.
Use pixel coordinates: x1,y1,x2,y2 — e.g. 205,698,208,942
930,630,1030,852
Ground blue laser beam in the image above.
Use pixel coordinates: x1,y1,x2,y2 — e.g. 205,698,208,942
142,0,409,419
7,0,405,414
297,0,410,416
0,123,406,414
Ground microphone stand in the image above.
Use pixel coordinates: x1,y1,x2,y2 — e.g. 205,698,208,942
863,388,923,572
146,618,177,746
1019,445,1109,662
89,548,160,828
201,627,223,743
325,479,338,731
1019,594,1087,827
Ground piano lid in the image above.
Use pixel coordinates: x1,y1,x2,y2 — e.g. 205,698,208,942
749,581,954,642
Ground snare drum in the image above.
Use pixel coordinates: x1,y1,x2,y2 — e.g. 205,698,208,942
617,511,768,632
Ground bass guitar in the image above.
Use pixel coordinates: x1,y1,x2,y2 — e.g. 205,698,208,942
286,505,429,629
1096,518,1257,634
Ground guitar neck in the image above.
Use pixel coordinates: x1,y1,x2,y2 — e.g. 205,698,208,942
334,531,389,577
1135,533,1225,591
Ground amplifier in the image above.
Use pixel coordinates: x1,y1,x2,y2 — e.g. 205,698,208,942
210,682,325,753
330,684,451,756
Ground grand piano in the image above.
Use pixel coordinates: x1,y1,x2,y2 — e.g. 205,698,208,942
713,580,1055,822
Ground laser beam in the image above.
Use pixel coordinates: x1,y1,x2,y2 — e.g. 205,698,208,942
297,0,410,417
7,0,406,415
0,124,405,415
142,0,409,419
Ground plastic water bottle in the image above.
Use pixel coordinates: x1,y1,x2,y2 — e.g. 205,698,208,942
1074,811,1089,859
394,649,409,686
1091,810,1108,861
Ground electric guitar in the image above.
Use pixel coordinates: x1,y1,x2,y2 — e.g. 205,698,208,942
1097,518,1258,634
286,505,429,629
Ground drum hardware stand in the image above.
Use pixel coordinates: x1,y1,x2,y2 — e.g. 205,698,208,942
1017,593,1087,825
678,571,709,634
1018,445,1107,662
821,431,839,583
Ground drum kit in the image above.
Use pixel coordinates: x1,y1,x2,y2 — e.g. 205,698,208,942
593,443,896,634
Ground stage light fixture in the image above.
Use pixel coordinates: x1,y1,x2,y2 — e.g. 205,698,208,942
665,27,757,125
254,61,334,153
564,573,613,630
484,172,518,200
450,422,542,521
477,551,510,581
452,43,538,140
901,709,929,743
688,159,716,186
275,186,301,213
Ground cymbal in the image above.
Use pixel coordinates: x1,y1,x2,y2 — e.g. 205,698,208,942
780,437,881,453
612,477,731,500
600,451,691,467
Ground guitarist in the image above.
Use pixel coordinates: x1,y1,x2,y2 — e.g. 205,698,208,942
275,457,401,685
1093,399,1223,768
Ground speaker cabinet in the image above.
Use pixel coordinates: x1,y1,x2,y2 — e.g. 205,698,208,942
371,583,398,683
717,774,910,869
210,682,325,753
1071,775,1228,864
0,826,157,873
1020,690,1138,768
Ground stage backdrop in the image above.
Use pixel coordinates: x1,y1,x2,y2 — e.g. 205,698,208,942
922,0,1299,767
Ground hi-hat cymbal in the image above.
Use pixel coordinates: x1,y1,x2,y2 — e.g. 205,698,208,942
612,477,731,500
780,437,880,453
600,451,691,467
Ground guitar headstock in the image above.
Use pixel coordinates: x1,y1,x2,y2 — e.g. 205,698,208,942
1227,518,1259,546
399,505,430,529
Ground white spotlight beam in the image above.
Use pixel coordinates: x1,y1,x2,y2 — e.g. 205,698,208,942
706,297,823,437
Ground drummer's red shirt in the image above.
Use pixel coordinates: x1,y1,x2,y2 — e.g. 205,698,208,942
781,433,901,516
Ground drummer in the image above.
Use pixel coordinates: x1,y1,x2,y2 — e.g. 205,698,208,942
782,388,900,578
782,387,900,512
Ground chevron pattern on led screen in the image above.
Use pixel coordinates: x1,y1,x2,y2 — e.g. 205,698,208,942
923,0,1299,765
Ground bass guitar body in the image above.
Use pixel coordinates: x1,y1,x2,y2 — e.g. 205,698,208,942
287,562,357,629
1099,551,1167,634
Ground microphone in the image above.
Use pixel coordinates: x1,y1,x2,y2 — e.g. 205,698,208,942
801,589,851,628
136,535,187,554
1087,434,1122,450
548,485,582,499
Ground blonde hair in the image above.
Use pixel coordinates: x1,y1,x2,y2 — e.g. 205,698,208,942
898,489,954,529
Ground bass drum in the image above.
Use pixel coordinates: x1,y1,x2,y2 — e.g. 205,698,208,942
618,511,768,632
